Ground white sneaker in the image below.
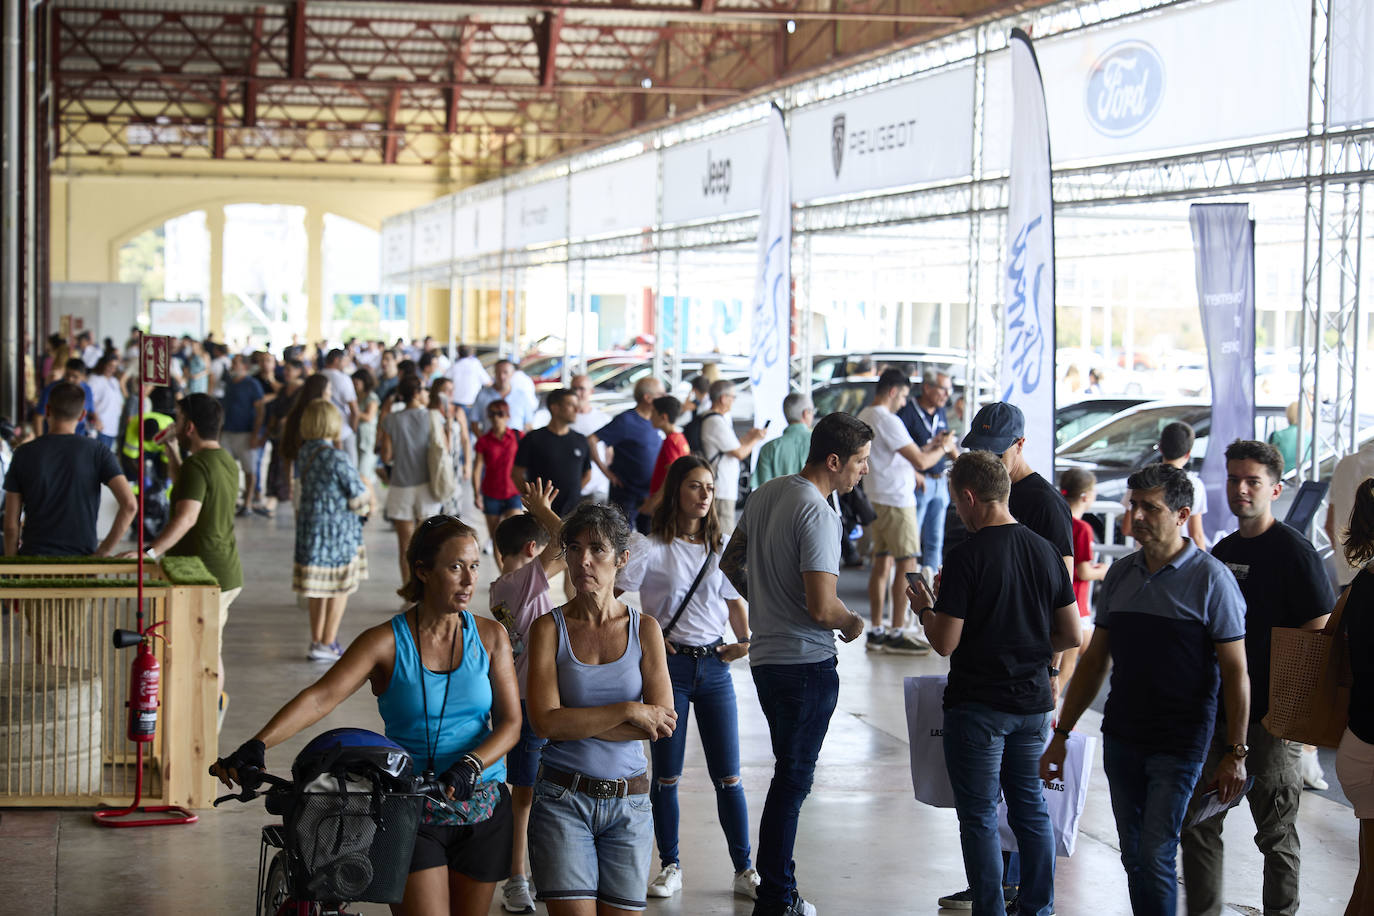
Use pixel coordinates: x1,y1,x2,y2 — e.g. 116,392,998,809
733,868,761,899
307,641,338,661
784,896,817,916
502,876,535,913
647,863,682,897
1300,746,1329,791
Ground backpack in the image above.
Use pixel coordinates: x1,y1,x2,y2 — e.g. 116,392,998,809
682,409,712,456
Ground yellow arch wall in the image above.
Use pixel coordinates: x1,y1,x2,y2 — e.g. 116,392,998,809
51,157,450,339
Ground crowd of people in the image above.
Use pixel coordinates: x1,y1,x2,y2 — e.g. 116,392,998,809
2,329,1370,916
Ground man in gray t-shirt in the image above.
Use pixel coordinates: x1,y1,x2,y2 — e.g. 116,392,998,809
720,412,871,916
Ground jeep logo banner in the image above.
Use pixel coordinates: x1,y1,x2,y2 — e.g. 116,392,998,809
1000,28,1056,480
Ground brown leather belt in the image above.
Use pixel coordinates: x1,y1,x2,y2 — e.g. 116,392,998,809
539,765,650,799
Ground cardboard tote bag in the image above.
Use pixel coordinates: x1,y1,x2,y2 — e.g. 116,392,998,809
904,675,956,808
997,731,1095,858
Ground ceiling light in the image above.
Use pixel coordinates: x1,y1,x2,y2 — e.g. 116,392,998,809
641,77,653,89
786,19,797,33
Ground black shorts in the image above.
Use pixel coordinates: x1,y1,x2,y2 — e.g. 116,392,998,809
408,783,514,881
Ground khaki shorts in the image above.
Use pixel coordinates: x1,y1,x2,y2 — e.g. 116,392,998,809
870,503,920,559
386,483,442,522
221,431,256,467
1336,727,1374,819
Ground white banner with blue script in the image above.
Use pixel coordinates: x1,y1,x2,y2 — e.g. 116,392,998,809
1001,28,1055,479
1190,203,1255,543
750,104,791,439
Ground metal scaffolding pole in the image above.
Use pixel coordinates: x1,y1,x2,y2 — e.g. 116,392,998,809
2,0,22,420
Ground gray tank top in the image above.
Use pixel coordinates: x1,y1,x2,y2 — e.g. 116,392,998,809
539,606,647,780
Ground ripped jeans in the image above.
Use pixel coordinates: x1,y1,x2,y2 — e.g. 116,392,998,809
649,649,752,873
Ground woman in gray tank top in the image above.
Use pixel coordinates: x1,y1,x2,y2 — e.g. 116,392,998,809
525,502,675,914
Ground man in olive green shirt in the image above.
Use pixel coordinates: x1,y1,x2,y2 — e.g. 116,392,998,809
121,393,242,716
753,393,814,487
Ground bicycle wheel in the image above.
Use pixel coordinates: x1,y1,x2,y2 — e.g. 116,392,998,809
260,850,319,916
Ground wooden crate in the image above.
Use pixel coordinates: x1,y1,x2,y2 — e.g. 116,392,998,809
0,560,219,809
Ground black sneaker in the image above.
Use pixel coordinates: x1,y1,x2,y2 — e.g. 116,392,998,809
937,888,973,910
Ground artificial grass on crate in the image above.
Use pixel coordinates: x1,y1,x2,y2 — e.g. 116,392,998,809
0,554,217,588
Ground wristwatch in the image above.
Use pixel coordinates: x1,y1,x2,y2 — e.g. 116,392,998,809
917,606,932,626
1225,743,1250,759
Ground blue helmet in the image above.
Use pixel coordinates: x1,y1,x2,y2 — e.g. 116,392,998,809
291,728,414,789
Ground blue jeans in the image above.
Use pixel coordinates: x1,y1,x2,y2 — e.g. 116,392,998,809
750,658,840,915
942,703,1054,916
650,650,751,873
97,433,117,451
1102,735,1206,916
915,471,949,565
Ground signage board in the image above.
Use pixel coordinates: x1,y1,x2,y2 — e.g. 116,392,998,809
503,178,569,249
661,124,768,223
570,154,658,237
790,64,975,202
982,0,1308,169
141,335,173,385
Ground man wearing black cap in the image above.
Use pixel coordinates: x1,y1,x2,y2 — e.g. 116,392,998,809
935,400,1074,912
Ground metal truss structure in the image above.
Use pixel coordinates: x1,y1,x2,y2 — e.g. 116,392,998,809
45,0,1054,175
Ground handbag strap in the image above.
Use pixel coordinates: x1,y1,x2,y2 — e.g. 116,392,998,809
661,547,713,640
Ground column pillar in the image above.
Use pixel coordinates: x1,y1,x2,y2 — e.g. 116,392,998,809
306,207,324,342
207,205,225,340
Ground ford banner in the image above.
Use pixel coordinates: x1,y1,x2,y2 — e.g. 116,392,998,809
1001,28,1056,478
750,103,791,441
1190,203,1255,543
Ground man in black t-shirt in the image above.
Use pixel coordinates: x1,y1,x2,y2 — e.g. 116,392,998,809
1180,440,1334,916
947,400,1075,910
3,381,138,557
909,451,1081,916
512,388,591,517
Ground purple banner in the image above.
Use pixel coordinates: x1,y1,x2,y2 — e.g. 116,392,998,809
1189,203,1255,543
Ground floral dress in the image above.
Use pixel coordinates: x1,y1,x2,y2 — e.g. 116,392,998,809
292,438,369,597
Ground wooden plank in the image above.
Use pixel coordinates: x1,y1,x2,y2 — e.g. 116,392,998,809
161,585,220,808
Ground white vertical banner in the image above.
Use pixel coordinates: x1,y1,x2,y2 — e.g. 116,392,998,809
751,104,791,439
1001,28,1056,478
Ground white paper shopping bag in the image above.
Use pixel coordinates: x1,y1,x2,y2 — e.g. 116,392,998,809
998,731,1095,857
904,675,956,808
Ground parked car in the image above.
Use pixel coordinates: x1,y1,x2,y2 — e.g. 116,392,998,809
1054,397,1148,447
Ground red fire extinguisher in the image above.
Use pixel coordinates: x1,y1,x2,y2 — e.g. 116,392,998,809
116,621,169,742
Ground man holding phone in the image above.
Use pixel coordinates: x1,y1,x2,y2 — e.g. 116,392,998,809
898,368,958,575
700,378,767,533
907,451,1081,916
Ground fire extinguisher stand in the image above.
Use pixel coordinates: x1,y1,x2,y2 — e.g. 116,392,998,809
94,330,198,828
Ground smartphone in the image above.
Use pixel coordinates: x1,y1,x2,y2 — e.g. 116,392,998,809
763,419,772,429
905,570,930,595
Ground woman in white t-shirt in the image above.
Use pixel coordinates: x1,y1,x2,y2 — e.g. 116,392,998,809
615,454,760,902
88,355,126,450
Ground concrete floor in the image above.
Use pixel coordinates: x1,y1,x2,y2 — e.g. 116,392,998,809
2,507,1361,914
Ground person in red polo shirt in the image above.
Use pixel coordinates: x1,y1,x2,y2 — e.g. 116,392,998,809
473,399,524,548
637,395,687,525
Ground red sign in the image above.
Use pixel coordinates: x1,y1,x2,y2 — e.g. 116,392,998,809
141,335,172,385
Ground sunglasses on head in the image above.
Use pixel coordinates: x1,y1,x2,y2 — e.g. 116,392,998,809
419,514,464,532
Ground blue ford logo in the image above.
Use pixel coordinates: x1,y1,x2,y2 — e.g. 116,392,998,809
1084,40,1165,137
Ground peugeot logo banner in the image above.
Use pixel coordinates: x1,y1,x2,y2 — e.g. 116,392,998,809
1000,28,1056,480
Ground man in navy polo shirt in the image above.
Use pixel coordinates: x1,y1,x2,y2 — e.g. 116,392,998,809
588,375,665,527
897,368,957,573
1043,463,1250,916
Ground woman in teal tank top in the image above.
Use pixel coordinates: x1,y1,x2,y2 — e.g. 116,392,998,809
212,517,520,916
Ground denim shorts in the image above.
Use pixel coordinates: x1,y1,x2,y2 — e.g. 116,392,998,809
507,702,548,787
528,774,653,911
483,493,523,516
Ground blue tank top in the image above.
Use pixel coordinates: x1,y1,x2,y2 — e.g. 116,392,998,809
540,606,647,781
378,611,507,784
